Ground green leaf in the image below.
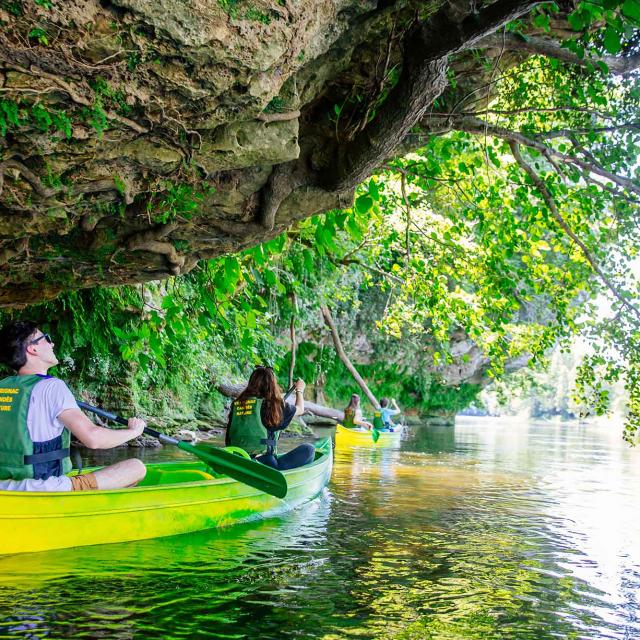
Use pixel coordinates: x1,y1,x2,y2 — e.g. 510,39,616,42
369,179,380,201
224,256,241,290
603,26,622,54
622,0,640,22
263,269,277,287
302,248,314,272
355,195,373,214
533,13,550,31
346,216,364,242
245,311,257,329
568,10,586,30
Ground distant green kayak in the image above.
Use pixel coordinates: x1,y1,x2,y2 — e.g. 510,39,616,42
0,438,332,555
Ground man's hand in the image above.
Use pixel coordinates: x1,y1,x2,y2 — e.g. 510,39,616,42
60,408,147,450
127,417,146,437
295,379,306,392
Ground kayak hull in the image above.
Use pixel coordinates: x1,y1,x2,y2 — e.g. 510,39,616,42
335,423,402,447
0,438,332,556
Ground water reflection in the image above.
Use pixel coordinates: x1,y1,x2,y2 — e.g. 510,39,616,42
0,419,638,639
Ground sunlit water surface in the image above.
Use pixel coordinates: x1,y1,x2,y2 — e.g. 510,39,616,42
1,418,639,639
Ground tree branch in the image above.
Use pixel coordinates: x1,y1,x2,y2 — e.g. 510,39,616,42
400,172,412,266
453,116,640,197
320,304,380,408
338,257,405,284
214,379,344,421
533,123,640,140
480,32,640,76
288,291,297,389
509,141,640,324
321,0,540,192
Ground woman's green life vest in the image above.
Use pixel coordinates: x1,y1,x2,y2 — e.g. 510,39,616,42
372,410,385,431
227,397,280,456
0,375,72,481
343,408,356,429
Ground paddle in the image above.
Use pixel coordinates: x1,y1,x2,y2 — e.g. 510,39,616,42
372,427,380,443
77,401,288,499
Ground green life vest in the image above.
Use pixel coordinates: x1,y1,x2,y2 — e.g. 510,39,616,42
227,397,280,456
373,410,385,431
343,409,356,429
0,375,72,481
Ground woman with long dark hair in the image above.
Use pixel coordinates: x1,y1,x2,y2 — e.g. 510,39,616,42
225,366,315,470
342,393,373,430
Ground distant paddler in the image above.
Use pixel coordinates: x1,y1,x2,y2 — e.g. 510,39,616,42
0,320,147,492
225,366,315,470
373,397,401,432
342,393,373,431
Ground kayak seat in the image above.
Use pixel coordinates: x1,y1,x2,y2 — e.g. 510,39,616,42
142,468,215,486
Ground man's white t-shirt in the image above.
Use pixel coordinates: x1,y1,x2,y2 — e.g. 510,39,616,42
0,377,78,492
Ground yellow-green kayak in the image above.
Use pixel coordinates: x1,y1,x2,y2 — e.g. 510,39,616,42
335,423,402,447
0,438,332,556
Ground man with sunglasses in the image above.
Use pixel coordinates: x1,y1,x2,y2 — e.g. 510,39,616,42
0,321,146,492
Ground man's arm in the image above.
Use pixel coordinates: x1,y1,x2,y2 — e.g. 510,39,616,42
58,409,145,449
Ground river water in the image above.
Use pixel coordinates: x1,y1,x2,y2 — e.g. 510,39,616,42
0,418,638,639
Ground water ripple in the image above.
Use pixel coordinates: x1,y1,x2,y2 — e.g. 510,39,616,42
1,421,639,639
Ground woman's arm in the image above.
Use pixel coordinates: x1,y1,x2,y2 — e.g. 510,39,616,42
353,410,372,429
293,379,306,416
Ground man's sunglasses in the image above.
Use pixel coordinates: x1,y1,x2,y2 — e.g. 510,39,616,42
30,333,52,346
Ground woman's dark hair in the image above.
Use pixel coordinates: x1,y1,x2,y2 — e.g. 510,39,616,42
237,366,283,428
344,393,360,414
0,321,39,371
380,397,389,408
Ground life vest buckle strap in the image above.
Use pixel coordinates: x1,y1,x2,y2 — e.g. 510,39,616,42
260,438,277,447
24,447,71,465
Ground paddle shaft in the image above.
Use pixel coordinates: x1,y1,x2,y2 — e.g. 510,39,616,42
81,384,297,436
77,402,179,445
77,401,289,498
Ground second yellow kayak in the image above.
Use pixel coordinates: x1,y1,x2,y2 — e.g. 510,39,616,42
335,423,402,447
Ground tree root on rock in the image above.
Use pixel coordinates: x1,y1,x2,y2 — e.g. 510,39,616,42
0,237,29,266
126,223,187,274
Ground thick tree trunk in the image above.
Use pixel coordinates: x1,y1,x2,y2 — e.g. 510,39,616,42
321,0,540,192
320,305,379,409
288,291,297,389
215,379,344,421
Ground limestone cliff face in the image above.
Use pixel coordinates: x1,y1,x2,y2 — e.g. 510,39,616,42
0,0,538,306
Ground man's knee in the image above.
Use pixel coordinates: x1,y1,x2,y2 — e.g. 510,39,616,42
126,458,146,482
95,458,146,490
